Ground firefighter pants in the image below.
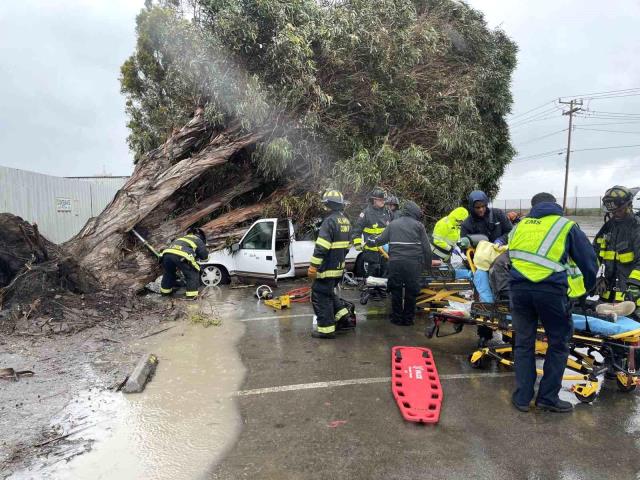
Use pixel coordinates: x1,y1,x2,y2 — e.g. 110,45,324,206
312,279,347,334
388,260,421,324
160,253,200,298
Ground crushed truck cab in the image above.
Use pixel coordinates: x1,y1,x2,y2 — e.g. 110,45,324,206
199,218,359,287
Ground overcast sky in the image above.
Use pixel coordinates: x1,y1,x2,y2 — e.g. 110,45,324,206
1,1,639,199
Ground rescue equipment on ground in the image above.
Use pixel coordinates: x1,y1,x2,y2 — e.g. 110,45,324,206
391,346,443,424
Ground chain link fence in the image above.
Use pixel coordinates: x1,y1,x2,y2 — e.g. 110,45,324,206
490,196,603,216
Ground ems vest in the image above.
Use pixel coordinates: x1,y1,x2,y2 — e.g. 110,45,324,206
509,215,586,298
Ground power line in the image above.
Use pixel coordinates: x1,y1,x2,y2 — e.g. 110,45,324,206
511,149,565,163
515,128,568,146
585,110,640,117
574,121,640,126
510,107,560,125
560,87,640,100
572,143,640,153
509,100,556,120
510,113,561,129
574,127,640,135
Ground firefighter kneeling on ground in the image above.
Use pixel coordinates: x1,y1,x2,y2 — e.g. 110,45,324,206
308,190,354,339
160,228,209,300
594,186,640,316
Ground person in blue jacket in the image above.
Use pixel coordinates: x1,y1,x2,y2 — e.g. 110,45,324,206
508,193,597,413
460,190,513,246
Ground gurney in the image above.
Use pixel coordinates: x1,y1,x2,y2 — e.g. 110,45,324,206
427,301,640,403
359,262,474,306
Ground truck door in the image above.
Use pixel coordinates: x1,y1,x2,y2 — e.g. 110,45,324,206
234,219,277,282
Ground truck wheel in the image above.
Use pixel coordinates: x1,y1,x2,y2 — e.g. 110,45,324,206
201,265,230,286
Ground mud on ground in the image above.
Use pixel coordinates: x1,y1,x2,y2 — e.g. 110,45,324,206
0,290,188,477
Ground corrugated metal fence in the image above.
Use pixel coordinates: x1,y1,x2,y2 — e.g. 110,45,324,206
0,166,128,243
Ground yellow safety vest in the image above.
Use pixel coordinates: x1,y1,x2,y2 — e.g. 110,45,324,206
509,215,586,298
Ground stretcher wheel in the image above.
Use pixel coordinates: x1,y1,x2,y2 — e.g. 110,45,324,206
574,391,597,403
616,377,637,393
468,354,488,369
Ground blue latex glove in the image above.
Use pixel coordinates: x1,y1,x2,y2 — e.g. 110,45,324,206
494,238,506,247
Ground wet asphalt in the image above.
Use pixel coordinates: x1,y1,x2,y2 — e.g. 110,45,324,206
208,283,640,480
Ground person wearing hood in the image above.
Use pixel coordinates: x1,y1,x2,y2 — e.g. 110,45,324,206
431,207,469,262
508,193,597,413
367,201,432,325
385,195,400,220
461,191,512,246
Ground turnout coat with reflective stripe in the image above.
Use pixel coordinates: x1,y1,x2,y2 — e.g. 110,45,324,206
593,214,640,302
162,234,208,270
351,205,391,251
310,211,351,279
509,215,586,298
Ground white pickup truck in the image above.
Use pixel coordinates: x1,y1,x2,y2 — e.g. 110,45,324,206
199,218,361,286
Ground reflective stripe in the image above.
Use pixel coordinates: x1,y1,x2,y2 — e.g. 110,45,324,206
331,241,350,249
432,234,456,246
363,227,385,234
177,236,198,250
316,237,331,249
630,270,640,282
317,324,336,334
432,249,450,260
537,217,570,256
596,237,606,246
618,252,635,263
364,245,381,251
310,256,323,266
389,241,421,245
353,237,363,245
602,291,626,301
316,269,344,279
335,308,349,320
509,250,566,272
160,287,173,294
185,290,199,298
599,250,616,261
162,249,200,270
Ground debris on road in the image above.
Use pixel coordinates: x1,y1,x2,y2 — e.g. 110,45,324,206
122,354,158,394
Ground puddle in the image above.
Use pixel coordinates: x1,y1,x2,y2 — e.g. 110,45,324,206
10,296,246,480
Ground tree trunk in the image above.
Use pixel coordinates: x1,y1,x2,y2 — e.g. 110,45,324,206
64,110,269,291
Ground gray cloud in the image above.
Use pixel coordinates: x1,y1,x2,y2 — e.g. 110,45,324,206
0,0,638,196
0,0,144,177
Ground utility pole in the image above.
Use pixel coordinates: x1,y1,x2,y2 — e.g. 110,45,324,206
559,98,583,212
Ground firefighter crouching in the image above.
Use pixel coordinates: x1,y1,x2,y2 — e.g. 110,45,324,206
352,187,392,280
308,190,352,339
160,228,209,299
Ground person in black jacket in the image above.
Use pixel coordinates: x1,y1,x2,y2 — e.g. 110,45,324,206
460,190,513,246
160,228,209,299
367,201,432,325
308,190,353,339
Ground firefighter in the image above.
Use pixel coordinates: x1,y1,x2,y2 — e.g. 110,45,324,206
160,228,209,299
508,193,597,413
367,201,432,325
385,195,400,220
308,190,353,339
431,207,469,262
594,186,640,315
352,187,392,280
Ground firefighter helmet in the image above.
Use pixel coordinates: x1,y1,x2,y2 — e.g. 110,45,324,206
322,190,345,209
189,227,207,242
369,187,385,200
385,195,399,207
603,185,634,212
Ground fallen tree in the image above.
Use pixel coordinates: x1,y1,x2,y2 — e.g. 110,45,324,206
62,0,517,291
